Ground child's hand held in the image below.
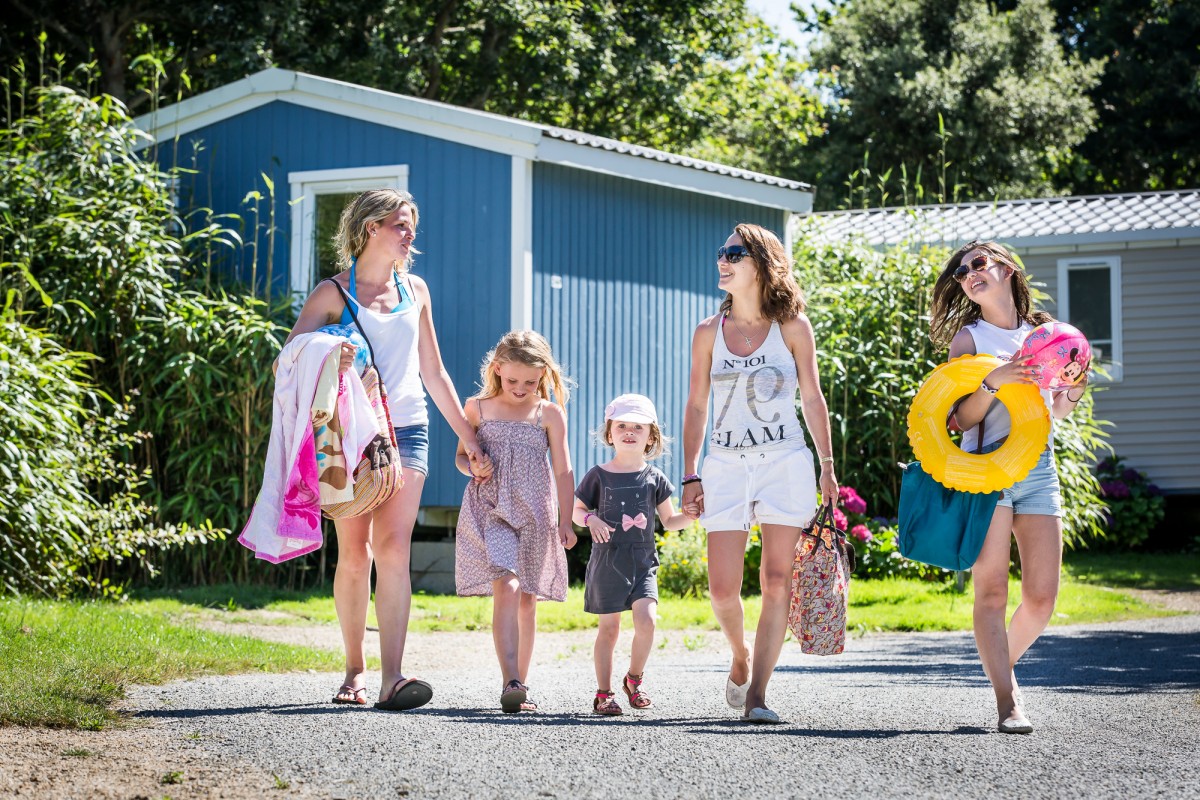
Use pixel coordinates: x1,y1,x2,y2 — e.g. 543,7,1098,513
467,449,493,483
559,523,578,550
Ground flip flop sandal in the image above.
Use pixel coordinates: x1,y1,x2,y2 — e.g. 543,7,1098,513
374,677,433,711
500,680,527,714
623,672,652,709
332,685,368,705
593,690,622,716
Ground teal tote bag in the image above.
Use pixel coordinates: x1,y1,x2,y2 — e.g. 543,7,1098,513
897,462,1002,571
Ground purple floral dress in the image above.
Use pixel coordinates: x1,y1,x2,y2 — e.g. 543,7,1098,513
455,403,568,601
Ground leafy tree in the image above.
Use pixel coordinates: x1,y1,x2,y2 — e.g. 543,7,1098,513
1,1,824,180
1047,0,1200,192
804,0,1103,208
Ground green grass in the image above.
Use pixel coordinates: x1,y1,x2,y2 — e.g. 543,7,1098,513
1062,551,1200,591
845,575,1169,632
7,557,1186,731
0,598,343,730
146,570,1172,635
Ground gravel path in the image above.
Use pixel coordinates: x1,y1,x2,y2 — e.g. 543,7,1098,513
105,613,1200,799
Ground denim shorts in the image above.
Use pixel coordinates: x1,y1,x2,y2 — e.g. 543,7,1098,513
394,424,429,476
996,447,1061,517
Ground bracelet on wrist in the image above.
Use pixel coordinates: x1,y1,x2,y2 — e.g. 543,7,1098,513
583,512,594,526
980,379,999,396
818,455,835,465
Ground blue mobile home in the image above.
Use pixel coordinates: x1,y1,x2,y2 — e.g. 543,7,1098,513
137,68,813,512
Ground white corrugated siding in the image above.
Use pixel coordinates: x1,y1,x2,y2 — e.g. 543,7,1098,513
1026,246,1200,491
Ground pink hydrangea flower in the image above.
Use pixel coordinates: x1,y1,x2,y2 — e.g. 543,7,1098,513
839,486,867,515
832,507,848,531
850,524,873,543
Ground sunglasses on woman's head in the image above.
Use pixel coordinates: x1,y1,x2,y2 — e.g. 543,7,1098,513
953,255,993,282
718,245,751,263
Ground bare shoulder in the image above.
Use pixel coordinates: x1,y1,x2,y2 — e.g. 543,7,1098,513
541,401,567,427
463,396,482,427
407,272,430,298
693,313,721,345
302,279,346,321
779,312,815,346
948,328,977,359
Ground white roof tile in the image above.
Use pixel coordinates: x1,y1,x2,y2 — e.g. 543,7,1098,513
810,190,1200,247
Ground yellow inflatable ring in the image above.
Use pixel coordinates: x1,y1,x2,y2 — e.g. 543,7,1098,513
907,354,1050,494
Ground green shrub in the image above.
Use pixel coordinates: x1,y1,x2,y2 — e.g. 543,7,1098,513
656,522,709,597
1094,456,1166,549
836,486,950,581
0,310,203,597
0,62,277,593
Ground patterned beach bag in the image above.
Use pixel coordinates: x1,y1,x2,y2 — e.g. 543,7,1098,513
788,505,855,656
322,279,404,519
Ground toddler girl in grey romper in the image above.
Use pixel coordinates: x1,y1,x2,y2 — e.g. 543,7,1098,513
572,394,690,715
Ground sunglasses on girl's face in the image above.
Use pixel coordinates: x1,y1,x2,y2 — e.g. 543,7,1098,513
718,245,751,264
953,255,994,282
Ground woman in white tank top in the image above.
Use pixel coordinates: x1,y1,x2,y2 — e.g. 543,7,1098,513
930,240,1091,734
681,223,839,724
281,189,490,711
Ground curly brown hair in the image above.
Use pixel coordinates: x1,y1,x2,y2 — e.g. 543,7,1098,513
929,240,1052,349
718,223,806,322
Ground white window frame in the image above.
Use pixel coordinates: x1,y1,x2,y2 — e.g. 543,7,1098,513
287,165,410,301
1056,256,1123,382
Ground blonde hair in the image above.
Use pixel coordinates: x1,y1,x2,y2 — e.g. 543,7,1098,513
333,188,422,273
718,223,806,322
598,420,669,460
474,330,571,409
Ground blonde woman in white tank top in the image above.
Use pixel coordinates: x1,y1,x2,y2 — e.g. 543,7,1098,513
930,240,1090,734
282,189,490,711
681,223,839,724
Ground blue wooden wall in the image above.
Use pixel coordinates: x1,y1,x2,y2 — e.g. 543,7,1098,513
155,101,512,505
532,164,784,489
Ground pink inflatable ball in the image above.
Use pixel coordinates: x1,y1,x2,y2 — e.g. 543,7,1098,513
1018,322,1092,391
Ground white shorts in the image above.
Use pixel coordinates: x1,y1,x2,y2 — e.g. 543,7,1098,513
700,447,817,532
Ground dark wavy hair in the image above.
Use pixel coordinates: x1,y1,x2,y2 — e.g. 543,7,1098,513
718,223,806,322
929,240,1051,349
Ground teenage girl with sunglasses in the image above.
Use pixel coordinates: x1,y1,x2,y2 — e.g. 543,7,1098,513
681,223,838,724
930,240,1090,734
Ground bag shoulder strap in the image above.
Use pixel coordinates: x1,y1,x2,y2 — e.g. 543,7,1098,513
325,278,382,382
974,407,988,455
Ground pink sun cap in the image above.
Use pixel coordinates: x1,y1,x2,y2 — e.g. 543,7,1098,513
604,393,658,425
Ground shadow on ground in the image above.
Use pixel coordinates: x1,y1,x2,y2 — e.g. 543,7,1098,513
771,628,1200,694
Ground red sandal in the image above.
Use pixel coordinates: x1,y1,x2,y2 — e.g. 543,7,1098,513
623,672,652,709
593,690,622,716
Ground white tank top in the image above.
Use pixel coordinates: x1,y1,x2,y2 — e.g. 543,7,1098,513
708,316,807,452
343,285,428,428
962,319,1053,450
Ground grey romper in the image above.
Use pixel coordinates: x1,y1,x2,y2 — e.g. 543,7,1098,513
576,465,674,614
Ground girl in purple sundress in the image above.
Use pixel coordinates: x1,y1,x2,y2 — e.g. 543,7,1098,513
454,330,578,713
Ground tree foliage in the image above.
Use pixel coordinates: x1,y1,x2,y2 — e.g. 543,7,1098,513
0,61,292,594
804,0,1103,208
1047,0,1200,192
1,0,824,180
